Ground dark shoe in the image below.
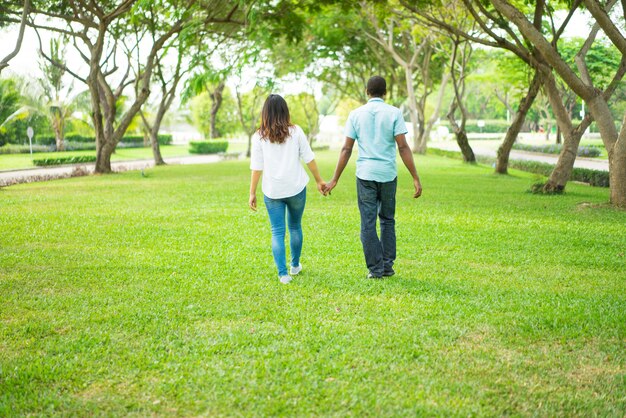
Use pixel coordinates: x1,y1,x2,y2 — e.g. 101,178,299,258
383,270,395,277
366,273,383,279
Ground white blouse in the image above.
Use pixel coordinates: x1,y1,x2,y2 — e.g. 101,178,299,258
250,125,315,199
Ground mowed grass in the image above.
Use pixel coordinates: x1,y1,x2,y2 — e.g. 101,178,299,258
0,152,625,416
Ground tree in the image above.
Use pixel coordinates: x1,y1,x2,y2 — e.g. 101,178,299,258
491,0,626,205
189,89,239,139
362,1,446,153
235,82,272,157
0,0,30,74
286,92,320,145
28,0,244,173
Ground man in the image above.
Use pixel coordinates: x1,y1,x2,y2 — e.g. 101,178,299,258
324,76,422,279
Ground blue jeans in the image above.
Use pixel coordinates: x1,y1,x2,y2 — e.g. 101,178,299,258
356,177,397,277
263,187,307,277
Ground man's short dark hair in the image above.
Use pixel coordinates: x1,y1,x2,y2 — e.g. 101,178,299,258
366,76,386,97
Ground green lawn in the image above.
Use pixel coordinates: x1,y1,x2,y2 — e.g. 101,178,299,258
0,145,194,171
1,153,624,416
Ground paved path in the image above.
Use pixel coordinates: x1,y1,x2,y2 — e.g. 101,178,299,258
429,140,609,171
0,154,228,187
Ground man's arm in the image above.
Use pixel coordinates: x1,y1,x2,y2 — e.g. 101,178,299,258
395,134,422,198
324,137,355,194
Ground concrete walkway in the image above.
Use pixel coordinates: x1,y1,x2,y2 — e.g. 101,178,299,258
0,154,227,187
429,140,609,171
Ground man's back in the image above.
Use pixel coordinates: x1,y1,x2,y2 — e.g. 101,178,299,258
344,98,407,182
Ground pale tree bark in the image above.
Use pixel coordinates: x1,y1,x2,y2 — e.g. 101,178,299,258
492,0,626,207
362,3,436,153
446,37,475,163
209,81,225,139
0,0,29,74
138,38,188,166
496,71,542,174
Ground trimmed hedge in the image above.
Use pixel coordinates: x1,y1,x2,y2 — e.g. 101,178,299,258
427,147,609,187
0,144,53,154
438,119,513,134
189,141,228,154
34,133,173,146
513,143,602,157
33,156,97,166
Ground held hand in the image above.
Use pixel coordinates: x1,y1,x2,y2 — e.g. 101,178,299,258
413,179,422,199
249,194,257,211
324,180,337,195
317,181,328,196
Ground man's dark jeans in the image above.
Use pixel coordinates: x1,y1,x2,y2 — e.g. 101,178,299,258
356,177,397,277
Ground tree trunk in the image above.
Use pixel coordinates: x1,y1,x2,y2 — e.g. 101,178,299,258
247,133,253,158
210,81,225,139
403,66,422,153
609,117,626,207
95,139,114,174
53,114,65,151
150,126,165,166
495,72,542,174
447,102,475,163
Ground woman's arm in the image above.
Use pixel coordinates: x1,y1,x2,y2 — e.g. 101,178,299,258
249,170,262,211
306,159,327,195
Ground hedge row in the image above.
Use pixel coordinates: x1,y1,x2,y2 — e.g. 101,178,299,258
189,141,228,154
427,147,609,187
512,143,602,157
437,119,513,134
0,144,52,154
33,156,97,166
33,133,173,145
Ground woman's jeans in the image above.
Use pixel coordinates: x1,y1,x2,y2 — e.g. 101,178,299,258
263,187,307,277
356,177,397,277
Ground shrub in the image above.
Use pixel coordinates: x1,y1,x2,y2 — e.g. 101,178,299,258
512,143,602,157
312,144,330,151
427,148,610,187
0,144,53,154
438,119,512,134
189,141,228,154
33,156,97,166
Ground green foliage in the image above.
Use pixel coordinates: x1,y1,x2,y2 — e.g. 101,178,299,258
32,155,97,166
33,134,172,146
0,155,624,415
513,143,602,157
285,92,319,141
189,140,228,154
189,90,239,138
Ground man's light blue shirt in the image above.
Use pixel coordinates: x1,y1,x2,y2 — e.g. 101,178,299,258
344,98,408,182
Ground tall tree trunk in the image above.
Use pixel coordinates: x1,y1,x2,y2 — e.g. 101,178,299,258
423,72,450,145
404,66,423,153
609,115,626,207
247,133,253,158
447,101,475,163
52,113,65,151
496,72,542,174
210,81,225,139
150,125,165,166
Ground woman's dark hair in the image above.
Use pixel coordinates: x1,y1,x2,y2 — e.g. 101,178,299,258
366,76,386,97
258,94,293,144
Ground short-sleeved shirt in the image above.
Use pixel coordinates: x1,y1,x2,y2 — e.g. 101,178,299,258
344,98,408,182
250,125,315,199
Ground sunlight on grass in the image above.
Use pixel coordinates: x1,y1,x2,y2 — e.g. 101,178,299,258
1,152,624,416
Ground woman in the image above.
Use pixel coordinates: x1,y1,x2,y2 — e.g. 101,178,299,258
249,94,326,284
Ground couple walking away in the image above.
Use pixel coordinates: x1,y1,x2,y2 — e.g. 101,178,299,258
249,76,422,284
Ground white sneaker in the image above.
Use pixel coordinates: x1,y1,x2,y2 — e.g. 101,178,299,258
290,264,302,275
279,275,293,284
